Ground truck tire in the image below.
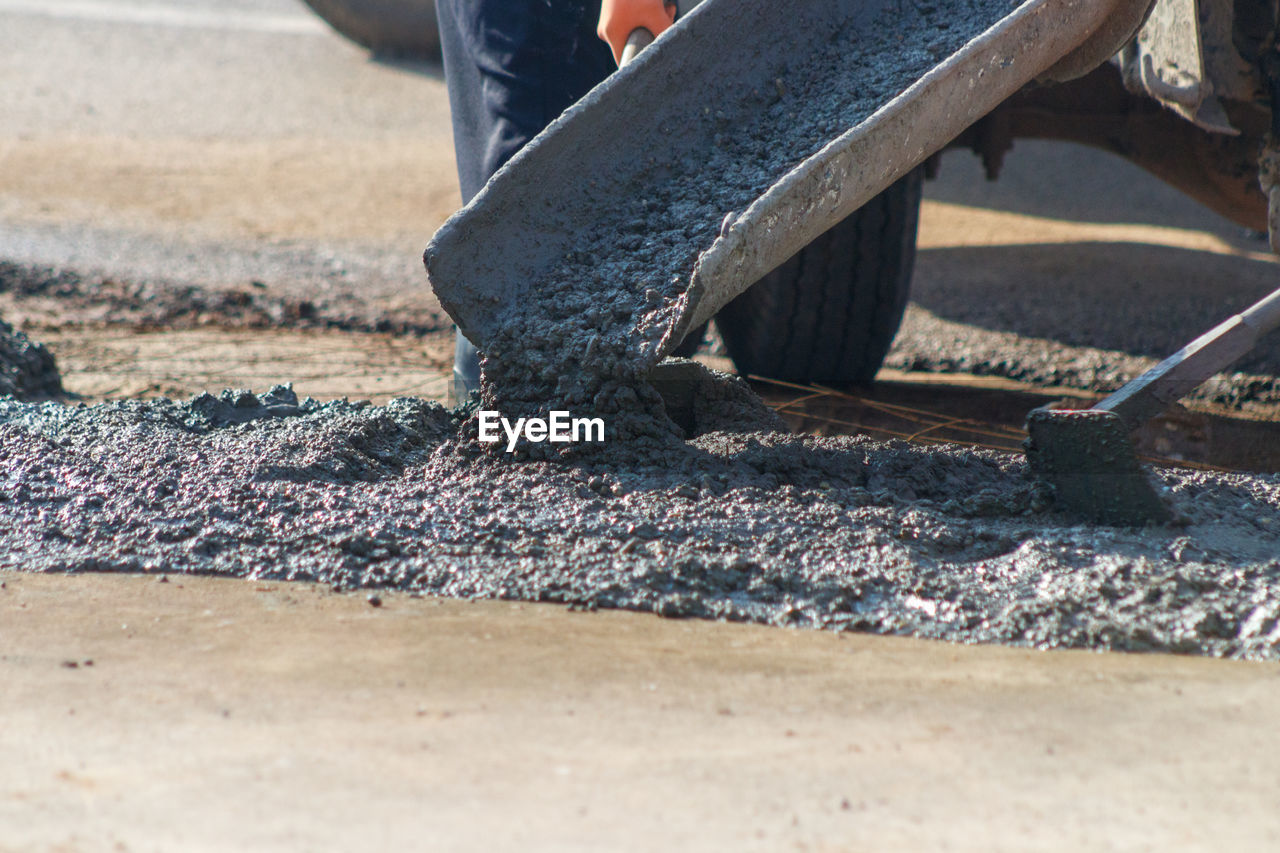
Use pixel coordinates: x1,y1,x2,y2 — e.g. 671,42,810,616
301,0,440,59
715,169,922,384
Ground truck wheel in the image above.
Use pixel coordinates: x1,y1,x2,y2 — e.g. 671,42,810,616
301,0,440,59
715,169,922,384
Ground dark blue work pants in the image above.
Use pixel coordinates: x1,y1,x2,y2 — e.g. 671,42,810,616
435,0,615,393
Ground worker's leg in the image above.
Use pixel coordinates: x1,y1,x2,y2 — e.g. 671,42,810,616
436,0,614,400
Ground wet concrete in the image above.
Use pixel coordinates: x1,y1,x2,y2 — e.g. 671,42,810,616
0,315,61,400
3,372,1278,660
441,0,1016,447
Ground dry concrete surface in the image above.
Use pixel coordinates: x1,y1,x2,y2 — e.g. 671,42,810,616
4,572,1280,852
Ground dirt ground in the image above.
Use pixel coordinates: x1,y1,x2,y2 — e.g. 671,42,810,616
37,326,454,403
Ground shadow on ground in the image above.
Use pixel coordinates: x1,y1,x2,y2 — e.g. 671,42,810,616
912,241,1280,371
927,141,1252,238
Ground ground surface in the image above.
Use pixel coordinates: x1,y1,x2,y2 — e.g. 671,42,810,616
3,0,1280,849
5,572,1280,852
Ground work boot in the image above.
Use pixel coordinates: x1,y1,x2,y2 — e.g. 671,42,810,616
450,328,482,406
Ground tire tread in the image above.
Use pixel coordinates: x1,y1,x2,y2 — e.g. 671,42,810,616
716,170,922,384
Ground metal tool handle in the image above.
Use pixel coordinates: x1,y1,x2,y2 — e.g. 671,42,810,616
1240,285,1280,332
598,0,675,65
1101,284,1280,428
619,28,654,66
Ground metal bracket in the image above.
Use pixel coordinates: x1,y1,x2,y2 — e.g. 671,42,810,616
1118,0,1240,134
1258,134,1280,252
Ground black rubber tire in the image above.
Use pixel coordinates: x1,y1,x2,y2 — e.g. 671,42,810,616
715,169,923,384
301,0,440,59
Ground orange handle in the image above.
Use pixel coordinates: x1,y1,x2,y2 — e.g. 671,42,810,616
598,0,677,65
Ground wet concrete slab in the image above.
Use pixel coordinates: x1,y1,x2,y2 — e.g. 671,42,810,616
3,571,1278,851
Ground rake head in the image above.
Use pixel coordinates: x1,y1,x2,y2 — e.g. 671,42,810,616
1024,406,1170,526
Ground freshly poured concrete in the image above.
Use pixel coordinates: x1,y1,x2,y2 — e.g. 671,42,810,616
2,381,1278,659
0,318,60,400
